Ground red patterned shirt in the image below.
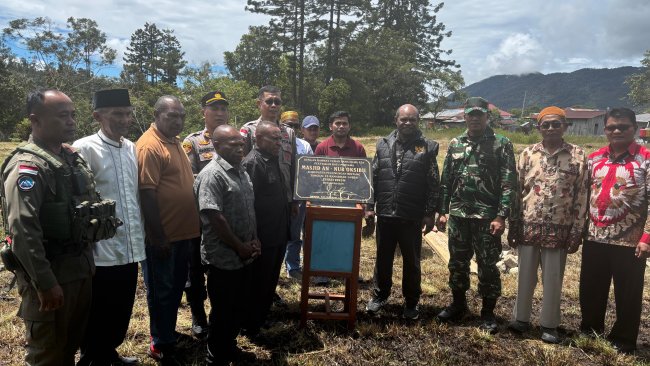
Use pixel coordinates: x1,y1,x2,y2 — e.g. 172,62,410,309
587,142,650,247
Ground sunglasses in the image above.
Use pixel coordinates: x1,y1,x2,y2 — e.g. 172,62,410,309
539,120,564,130
604,124,633,132
263,98,282,106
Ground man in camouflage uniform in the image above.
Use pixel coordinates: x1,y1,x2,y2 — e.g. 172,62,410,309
181,90,230,338
436,97,517,333
1,89,119,365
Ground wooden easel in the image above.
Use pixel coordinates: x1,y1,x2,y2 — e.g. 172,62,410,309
299,202,363,330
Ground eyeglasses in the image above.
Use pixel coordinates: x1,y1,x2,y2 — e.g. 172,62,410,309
263,98,282,106
604,124,633,132
539,120,564,130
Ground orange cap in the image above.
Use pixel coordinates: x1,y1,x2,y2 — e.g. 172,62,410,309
537,106,565,122
280,111,299,123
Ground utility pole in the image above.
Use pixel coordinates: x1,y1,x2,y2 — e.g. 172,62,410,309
520,90,527,119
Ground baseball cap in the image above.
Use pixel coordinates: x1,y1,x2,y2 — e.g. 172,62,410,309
464,97,489,114
201,90,229,107
302,115,319,128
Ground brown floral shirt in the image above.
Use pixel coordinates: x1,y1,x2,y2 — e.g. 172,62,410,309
511,141,589,248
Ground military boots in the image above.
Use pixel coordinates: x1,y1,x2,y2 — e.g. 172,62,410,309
479,297,498,334
436,291,469,322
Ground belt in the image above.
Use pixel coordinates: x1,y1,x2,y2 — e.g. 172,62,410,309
44,239,87,258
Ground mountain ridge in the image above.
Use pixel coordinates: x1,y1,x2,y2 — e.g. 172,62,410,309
461,67,641,111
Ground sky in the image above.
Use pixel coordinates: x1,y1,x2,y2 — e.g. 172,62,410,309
1,0,649,85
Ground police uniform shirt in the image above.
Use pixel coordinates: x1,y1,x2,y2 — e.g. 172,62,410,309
73,130,146,266
183,128,216,175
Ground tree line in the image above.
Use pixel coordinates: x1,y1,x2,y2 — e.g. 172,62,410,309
1,4,648,142
0,1,467,141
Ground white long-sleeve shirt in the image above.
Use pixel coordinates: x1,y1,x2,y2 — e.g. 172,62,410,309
73,130,146,266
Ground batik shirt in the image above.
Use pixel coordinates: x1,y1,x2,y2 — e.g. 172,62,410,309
512,141,588,248
587,142,650,247
439,126,517,219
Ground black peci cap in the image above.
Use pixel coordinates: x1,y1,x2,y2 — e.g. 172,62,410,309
93,89,131,109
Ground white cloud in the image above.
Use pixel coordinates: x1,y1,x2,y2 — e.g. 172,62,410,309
106,38,129,66
1,0,647,85
0,0,268,68
438,0,647,84
483,33,547,76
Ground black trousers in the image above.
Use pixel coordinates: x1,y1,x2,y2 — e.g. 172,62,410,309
78,262,138,364
580,240,646,349
206,264,252,362
372,217,422,308
246,243,287,331
186,236,207,306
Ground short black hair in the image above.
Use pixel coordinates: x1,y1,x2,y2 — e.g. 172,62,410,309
153,95,181,116
329,110,350,124
26,88,59,116
255,120,280,138
258,85,281,99
605,107,637,129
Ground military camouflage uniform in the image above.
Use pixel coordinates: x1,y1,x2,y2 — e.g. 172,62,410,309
183,128,216,175
1,138,104,365
439,126,517,299
240,118,296,203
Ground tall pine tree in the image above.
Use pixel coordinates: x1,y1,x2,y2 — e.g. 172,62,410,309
246,0,323,110
122,23,186,87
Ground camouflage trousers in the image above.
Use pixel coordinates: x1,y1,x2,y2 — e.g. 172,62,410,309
447,216,502,299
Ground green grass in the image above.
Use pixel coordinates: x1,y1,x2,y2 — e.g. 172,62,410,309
1,137,649,366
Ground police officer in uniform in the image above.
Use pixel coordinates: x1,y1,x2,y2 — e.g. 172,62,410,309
183,90,229,173
181,90,230,338
1,89,120,365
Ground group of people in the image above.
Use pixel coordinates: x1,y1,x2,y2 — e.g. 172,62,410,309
0,84,648,366
364,97,649,356
0,84,368,366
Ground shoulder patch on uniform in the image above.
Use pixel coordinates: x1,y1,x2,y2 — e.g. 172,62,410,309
240,128,249,137
182,141,192,154
415,145,425,154
18,164,39,176
17,176,36,191
198,139,210,145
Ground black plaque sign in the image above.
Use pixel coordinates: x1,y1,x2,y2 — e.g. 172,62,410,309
294,155,372,203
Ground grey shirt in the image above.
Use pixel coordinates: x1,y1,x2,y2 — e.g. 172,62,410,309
193,155,257,270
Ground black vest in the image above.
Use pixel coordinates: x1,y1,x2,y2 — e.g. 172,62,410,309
374,131,438,220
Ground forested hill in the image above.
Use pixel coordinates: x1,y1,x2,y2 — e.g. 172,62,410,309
462,67,641,110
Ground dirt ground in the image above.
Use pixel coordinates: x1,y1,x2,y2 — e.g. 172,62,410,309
1,137,650,365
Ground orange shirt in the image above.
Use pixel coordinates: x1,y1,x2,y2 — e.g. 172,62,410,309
136,124,200,242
